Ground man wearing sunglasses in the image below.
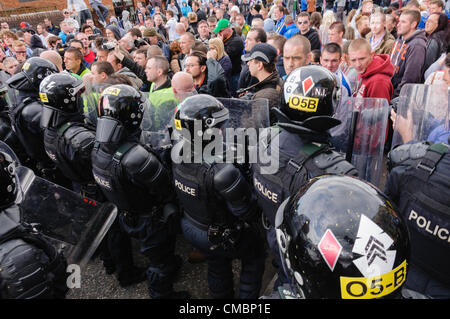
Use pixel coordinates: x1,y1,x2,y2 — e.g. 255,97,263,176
296,12,321,51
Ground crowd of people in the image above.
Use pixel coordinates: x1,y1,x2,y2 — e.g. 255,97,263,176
0,0,449,300
1,0,449,100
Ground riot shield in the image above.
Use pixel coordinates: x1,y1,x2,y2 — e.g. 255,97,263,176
140,97,178,150
391,84,449,148
330,97,390,187
217,97,270,164
14,165,117,268
217,97,270,130
81,79,105,126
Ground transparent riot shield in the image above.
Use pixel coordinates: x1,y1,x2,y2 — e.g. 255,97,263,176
140,97,178,150
218,97,270,164
14,165,117,268
391,84,449,148
81,80,105,127
217,97,270,130
330,97,390,187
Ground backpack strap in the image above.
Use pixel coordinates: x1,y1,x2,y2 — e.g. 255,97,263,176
415,143,449,182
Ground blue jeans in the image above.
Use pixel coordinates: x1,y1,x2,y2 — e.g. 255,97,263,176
91,2,109,22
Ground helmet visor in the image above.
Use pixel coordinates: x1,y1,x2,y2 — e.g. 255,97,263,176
95,117,122,143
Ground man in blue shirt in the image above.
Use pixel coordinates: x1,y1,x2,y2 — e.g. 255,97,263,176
274,5,287,35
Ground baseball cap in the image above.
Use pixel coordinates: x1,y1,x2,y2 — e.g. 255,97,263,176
241,43,277,64
213,19,230,34
143,27,161,38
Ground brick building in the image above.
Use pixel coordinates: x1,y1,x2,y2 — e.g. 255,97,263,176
0,0,161,29
0,0,115,12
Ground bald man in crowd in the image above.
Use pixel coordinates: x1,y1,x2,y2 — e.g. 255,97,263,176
171,71,197,103
282,34,312,77
40,50,63,72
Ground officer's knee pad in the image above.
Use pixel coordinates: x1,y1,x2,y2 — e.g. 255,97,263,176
0,239,63,299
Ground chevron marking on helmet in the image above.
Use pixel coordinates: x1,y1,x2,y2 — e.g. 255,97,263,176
352,214,396,278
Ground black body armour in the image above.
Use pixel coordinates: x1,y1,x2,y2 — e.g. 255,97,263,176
43,122,96,184
0,113,27,162
9,98,49,164
172,159,235,228
91,141,167,214
393,143,450,285
252,128,358,226
0,205,68,299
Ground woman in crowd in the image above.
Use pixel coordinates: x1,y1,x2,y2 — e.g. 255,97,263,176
207,37,232,88
423,12,449,74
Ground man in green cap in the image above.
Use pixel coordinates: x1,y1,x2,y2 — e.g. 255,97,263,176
213,18,244,97
143,27,170,60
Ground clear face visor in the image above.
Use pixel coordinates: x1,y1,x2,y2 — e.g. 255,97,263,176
6,71,29,91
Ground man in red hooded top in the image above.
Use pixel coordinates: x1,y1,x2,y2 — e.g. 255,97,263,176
348,38,394,103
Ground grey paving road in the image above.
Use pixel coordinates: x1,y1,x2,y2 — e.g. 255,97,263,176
67,160,388,299
67,234,276,299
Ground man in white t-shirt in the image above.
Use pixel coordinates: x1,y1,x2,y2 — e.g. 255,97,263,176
166,9,179,41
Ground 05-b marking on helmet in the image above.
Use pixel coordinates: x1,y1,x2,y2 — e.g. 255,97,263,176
288,95,319,112
340,260,407,299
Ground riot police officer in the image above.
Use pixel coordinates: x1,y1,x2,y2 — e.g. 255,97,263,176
91,84,188,299
5,57,60,180
251,65,358,289
266,175,410,299
385,140,450,298
171,94,266,299
0,85,27,163
38,73,142,287
0,146,68,299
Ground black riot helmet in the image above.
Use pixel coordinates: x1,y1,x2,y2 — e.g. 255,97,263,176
6,57,58,92
96,84,146,143
39,73,85,128
0,151,17,209
0,85,11,111
275,175,410,299
281,65,339,124
39,72,84,113
173,94,229,144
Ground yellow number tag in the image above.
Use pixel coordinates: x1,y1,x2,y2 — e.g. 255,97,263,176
103,87,121,96
39,92,48,102
340,260,407,299
174,119,182,130
22,62,30,71
288,95,319,112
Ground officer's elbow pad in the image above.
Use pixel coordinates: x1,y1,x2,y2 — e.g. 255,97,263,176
214,164,252,206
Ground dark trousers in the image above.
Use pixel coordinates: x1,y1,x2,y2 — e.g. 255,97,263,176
181,217,266,299
119,212,180,298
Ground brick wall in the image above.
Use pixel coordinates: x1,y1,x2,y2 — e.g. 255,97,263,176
0,0,116,30
1,0,114,12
